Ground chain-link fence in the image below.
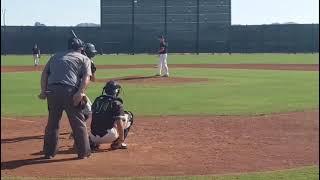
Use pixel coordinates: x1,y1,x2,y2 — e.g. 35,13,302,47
1,0,318,54
1,23,318,54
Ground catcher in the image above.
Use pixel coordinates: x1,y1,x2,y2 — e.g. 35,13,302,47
89,80,134,151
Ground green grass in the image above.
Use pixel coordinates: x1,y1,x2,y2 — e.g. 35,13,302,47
1,53,319,66
2,166,318,180
1,68,318,117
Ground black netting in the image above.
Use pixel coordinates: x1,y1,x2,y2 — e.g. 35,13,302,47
0,0,318,54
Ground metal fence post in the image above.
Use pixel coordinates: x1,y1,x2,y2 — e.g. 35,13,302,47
227,25,231,54
2,26,6,55
164,0,167,37
2,9,6,55
196,0,199,54
311,23,314,53
131,0,135,54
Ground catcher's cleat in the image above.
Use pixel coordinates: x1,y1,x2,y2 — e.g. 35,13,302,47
43,155,54,159
111,142,128,150
120,143,128,149
78,154,91,160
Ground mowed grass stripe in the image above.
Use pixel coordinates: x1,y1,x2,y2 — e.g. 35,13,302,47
1,68,318,117
1,53,319,66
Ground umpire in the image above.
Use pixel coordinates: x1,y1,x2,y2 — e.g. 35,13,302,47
38,37,92,159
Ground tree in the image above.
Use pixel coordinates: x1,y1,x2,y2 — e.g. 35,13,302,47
34,22,46,26
283,22,298,24
76,23,99,27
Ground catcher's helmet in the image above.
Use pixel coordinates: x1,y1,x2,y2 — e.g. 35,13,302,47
84,43,98,59
68,37,85,51
103,80,122,97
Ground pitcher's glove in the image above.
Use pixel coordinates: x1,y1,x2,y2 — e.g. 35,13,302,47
91,62,96,74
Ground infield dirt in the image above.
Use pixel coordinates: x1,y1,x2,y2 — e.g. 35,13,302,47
1,111,318,177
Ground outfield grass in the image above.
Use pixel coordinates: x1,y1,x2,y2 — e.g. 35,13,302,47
1,53,319,66
1,68,318,116
2,166,319,180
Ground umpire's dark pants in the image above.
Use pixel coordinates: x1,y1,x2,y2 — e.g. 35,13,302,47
43,84,91,158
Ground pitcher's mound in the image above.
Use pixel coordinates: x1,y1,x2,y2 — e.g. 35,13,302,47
95,76,209,85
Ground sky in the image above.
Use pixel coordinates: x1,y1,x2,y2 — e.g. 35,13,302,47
1,0,319,26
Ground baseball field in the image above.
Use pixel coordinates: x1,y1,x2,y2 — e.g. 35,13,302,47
1,53,319,179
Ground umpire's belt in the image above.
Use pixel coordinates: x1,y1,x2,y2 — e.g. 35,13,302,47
48,83,78,92
50,83,77,88
50,82,69,86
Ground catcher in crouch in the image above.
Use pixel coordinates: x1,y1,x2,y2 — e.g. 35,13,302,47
89,80,134,150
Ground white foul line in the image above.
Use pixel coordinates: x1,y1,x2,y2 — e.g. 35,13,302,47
1,117,35,123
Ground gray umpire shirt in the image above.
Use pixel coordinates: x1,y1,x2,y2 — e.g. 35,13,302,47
44,50,92,88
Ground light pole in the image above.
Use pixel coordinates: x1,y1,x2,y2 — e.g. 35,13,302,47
1,9,6,55
1,9,5,26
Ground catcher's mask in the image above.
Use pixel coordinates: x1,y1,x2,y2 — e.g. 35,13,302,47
102,80,122,97
68,37,85,51
84,43,98,59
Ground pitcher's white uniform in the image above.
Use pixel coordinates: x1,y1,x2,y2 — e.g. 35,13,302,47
157,37,169,77
32,44,40,66
159,54,169,77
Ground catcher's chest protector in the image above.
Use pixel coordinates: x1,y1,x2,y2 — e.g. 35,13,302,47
91,95,123,132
